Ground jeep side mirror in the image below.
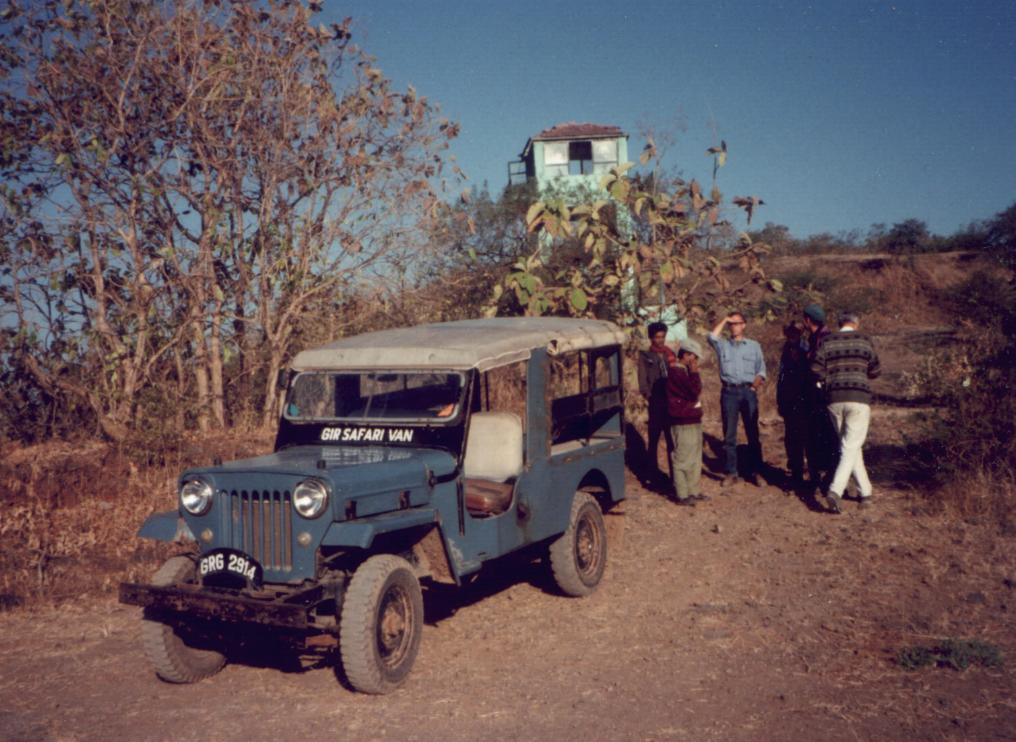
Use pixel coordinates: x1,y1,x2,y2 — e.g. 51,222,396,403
276,368,290,391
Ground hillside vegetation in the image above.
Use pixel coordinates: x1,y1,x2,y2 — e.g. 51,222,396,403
2,247,1013,611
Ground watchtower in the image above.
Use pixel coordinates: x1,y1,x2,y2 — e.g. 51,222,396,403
508,122,629,195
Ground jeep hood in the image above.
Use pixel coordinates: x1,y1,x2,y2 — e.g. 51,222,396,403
184,445,457,500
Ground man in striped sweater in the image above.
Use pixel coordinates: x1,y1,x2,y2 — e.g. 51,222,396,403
810,311,882,513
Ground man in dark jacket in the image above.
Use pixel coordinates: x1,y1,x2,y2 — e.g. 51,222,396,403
811,311,882,513
666,338,708,506
777,321,809,489
802,303,836,489
638,321,675,487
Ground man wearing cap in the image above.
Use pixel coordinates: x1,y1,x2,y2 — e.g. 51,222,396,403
709,312,767,487
811,311,882,513
637,321,676,487
802,303,831,354
802,303,836,489
666,338,708,506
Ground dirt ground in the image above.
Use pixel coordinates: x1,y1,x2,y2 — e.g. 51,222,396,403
2,399,1015,742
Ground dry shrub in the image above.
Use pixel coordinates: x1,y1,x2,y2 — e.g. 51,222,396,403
0,441,165,608
0,429,273,610
912,270,1016,523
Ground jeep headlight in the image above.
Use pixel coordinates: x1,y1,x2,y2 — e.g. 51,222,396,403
293,479,329,519
180,478,214,516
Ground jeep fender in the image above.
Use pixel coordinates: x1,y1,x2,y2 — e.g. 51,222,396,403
321,508,440,550
138,510,195,543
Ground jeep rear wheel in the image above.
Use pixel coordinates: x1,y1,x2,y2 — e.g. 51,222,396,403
549,492,607,597
339,554,423,694
140,556,226,683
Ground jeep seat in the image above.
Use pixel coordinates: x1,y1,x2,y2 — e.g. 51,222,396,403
463,412,523,517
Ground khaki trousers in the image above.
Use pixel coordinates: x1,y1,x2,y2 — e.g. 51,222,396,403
669,422,703,501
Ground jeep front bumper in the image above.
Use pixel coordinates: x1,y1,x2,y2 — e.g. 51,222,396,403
118,579,345,632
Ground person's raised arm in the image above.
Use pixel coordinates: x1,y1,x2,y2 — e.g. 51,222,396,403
710,316,729,340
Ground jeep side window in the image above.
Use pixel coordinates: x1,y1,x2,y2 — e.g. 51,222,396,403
549,351,586,444
549,347,623,447
593,352,616,389
477,361,527,426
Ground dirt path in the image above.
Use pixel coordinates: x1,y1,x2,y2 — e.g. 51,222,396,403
3,410,1015,741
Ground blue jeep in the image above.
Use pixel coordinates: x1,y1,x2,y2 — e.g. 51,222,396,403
120,317,627,693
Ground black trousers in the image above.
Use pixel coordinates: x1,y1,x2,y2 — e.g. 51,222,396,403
647,403,674,479
782,409,809,480
806,405,839,485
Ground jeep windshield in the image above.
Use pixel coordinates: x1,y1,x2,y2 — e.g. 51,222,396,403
284,371,466,423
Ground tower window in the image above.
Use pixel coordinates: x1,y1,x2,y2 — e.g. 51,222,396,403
568,141,593,175
543,138,619,178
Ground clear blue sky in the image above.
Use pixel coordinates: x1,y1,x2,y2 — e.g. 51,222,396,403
324,0,1015,239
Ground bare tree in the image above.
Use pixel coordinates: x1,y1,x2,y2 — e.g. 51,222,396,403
1,0,457,437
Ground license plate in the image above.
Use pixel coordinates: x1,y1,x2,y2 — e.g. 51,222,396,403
199,548,263,588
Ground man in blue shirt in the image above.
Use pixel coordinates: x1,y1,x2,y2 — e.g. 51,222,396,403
708,312,767,487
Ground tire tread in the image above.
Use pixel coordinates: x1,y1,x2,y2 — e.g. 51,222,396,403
549,492,607,597
339,554,422,694
140,556,226,684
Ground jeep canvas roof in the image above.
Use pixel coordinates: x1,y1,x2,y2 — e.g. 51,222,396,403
290,317,627,372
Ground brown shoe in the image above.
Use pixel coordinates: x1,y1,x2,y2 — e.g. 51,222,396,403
858,497,874,509
722,474,740,488
825,492,843,514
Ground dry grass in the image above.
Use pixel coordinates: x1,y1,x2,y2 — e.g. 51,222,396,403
944,469,1016,529
764,251,988,334
856,260,942,333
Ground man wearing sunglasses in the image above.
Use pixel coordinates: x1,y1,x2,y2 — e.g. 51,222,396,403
709,312,767,487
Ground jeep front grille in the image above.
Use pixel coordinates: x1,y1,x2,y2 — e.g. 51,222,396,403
227,490,293,572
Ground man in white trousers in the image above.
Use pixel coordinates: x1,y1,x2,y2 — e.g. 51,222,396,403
810,311,881,513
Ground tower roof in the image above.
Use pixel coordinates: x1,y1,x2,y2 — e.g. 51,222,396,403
532,122,625,141
520,122,626,159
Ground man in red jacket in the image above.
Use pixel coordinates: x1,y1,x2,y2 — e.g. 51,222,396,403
666,338,709,506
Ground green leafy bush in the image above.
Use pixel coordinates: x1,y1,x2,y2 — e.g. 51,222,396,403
896,639,1002,671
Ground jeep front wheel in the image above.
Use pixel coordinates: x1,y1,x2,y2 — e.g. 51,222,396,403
549,492,607,597
339,554,423,694
140,556,226,683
